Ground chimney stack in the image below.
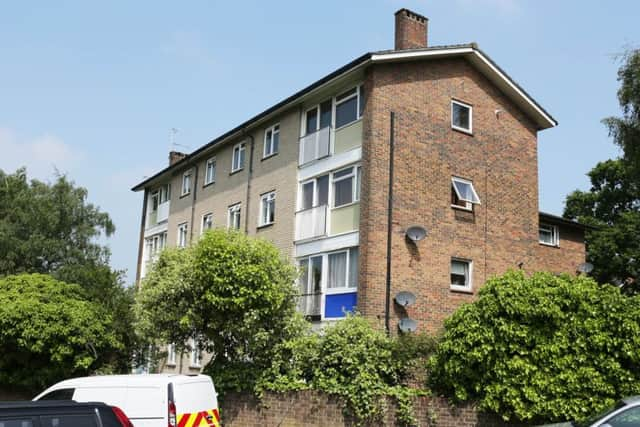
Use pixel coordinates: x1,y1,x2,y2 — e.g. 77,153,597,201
169,151,187,166
394,9,428,50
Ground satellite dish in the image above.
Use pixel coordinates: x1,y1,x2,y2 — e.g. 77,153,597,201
405,225,427,242
578,262,594,274
394,291,416,307
398,318,417,333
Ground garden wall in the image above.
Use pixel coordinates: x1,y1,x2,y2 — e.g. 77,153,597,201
220,391,524,427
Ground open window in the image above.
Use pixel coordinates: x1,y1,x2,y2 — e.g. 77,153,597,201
451,177,481,210
451,258,472,292
451,100,472,133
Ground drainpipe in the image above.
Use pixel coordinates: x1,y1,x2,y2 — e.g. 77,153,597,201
135,189,149,288
189,164,199,243
244,131,256,234
384,111,396,336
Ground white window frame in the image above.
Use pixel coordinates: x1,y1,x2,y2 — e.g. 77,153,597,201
231,142,246,173
298,174,329,211
301,83,364,136
259,191,276,227
159,184,171,203
451,176,481,211
297,247,359,320
451,100,473,134
177,222,188,248
332,165,361,208
227,203,242,230
166,343,176,366
539,223,560,247
201,213,213,234
181,170,192,196
450,258,473,292
204,157,216,185
263,124,280,158
189,338,202,368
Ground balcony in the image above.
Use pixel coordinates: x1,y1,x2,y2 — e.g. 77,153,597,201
146,201,170,229
295,205,327,241
299,126,331,166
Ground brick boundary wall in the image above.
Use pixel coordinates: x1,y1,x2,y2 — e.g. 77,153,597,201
220,391,526,427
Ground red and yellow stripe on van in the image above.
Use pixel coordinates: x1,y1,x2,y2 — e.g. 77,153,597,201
177,408,220,427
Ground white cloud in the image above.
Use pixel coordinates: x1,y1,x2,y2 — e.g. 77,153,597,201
0,128,83,180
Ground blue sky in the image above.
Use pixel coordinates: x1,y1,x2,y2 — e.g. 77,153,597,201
1,1,638,283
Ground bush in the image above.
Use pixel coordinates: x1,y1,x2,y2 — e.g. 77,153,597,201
428,270,640,423
135,229,303,395
258,315,435,426
0,274,119,392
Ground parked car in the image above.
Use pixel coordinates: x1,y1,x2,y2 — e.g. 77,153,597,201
539,396,640,427
33,374,219,427
0,400,133,427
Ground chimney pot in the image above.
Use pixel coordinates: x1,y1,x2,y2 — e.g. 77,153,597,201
394,8,428,50
169,151,187,166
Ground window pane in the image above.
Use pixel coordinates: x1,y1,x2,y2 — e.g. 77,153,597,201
39,388,74,400
333,167,353,179
317,175,329,206
355,167,361,201
298,259,309,294
452,179,480,204
272,130,279,153
358,86,365,116
269,199,275,223
42,415,97,427
334,177,353,207
0,419,34,427
320,101,332,129
310,256,323,293
306,108,317,134
328,252,347,288
239,146,245,168
453,103,470,130
349,247,359,288
451,260,469,287
336,96,358,128
302,182,314,209
336,87,357,102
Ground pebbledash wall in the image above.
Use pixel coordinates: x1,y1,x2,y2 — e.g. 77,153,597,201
358,57,585,333
219,391,525,427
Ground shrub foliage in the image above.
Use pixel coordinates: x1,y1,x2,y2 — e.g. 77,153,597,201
258,315,436,426
428,270,640,423
0,274,119,392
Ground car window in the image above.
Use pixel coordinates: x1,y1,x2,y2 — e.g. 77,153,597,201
0,419,34,427
40,414,98,427
604,405,640,427
38,388,75,400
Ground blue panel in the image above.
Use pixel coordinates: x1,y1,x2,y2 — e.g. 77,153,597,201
324,292,357,318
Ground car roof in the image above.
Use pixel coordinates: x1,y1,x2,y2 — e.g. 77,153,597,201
0,401,108,409
46,374,210,389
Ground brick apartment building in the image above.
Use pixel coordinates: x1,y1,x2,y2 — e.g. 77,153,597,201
132,9,587,372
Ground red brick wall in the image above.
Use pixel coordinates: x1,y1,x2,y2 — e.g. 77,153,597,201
359,58,584,334
220,391,523,427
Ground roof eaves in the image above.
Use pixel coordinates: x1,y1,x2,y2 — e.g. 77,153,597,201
131,52,373,191
539,211,595,231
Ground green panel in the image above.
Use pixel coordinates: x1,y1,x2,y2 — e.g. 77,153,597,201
334,120,362,155
330,203,360,235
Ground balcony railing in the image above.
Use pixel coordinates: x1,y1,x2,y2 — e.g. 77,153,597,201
299,126,331,166
297,292,322,318
295,205,327,241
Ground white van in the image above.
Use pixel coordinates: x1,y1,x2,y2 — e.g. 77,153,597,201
34,374,219,427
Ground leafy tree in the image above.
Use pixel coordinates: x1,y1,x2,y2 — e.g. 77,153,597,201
0,168,114,275
603,49,640,178
258,315,436,426
564,159,640,289
563,50,640,291
0,167,135,371
0,274,119,393
428,270,640,424
135,229,303,394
